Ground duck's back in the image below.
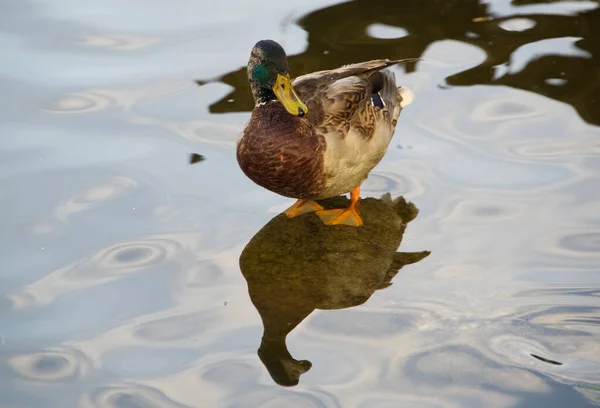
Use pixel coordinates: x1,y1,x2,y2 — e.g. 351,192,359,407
293,63,413,199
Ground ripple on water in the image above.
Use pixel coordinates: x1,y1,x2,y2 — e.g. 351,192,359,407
27,218,70,236
356,394,458,408
444,197,524,224
200,357,262,385
307,310,413,339
437,156,571,191
9,236,184,309
27,176,139,236
515,287,600,301
7,347,90,383
42,91,118,114
226,389,341,408
506,139,600,159
175,121,242,148
362,171,423,197
67,238,182,279
135,309,219,342
534,228,600,264
298,343,365,387
417,89,577,190
101,347,197,379
421,89,547,146
487,333,600,384
182,260,223,287
54,177,138,221
469,95,544,126
77,35,161,51
152,196,225,233
527,305,600,335
80,384,191,408
560,232,600,255
395,345,551,394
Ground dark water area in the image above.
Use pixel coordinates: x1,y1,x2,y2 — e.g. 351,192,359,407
1,0,600,407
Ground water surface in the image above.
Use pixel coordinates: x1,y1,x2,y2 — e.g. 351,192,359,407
1,0,600,407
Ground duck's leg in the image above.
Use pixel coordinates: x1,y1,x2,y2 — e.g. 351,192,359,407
316,186,363,227
284,199,324,218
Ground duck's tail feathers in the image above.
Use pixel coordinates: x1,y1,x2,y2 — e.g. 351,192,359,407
397,86,414,109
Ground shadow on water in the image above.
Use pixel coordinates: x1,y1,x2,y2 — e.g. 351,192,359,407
239,195,430,386
196,0,600,126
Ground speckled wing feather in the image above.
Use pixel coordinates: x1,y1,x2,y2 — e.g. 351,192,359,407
292,60,404,139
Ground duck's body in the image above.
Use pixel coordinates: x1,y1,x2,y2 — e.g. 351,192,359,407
237,40,413,226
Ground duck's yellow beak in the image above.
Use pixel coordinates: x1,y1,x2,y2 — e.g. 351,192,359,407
273,74,308,117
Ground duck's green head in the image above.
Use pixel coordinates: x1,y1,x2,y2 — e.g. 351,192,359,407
247,39,308,117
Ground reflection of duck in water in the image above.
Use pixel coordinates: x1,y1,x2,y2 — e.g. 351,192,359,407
239,194,430,386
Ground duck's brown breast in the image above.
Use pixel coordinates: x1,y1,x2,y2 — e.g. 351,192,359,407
237,103,326,200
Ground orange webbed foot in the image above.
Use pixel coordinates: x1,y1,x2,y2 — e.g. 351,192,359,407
315,185,363,227
284,200,324,218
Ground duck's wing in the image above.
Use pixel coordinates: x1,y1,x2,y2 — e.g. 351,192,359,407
292,60,413,139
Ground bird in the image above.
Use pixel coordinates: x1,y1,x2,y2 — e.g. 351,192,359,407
236,39,414,227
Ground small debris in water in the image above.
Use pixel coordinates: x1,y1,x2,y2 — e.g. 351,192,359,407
189,153,205,165
472,16,492,23
224,301,228,306
531,353,562,365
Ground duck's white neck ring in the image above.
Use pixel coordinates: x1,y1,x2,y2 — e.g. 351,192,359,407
256,100,279,107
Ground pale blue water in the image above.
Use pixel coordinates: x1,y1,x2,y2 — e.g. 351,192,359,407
1,0,600,407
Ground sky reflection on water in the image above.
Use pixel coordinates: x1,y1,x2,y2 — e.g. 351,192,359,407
1,0,600,407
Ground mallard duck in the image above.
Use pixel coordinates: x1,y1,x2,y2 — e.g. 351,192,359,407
237,39,414,227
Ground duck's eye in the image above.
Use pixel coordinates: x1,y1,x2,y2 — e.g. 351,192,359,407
281,83,286,90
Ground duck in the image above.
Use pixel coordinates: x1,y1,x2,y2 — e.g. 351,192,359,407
237,39,414,227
